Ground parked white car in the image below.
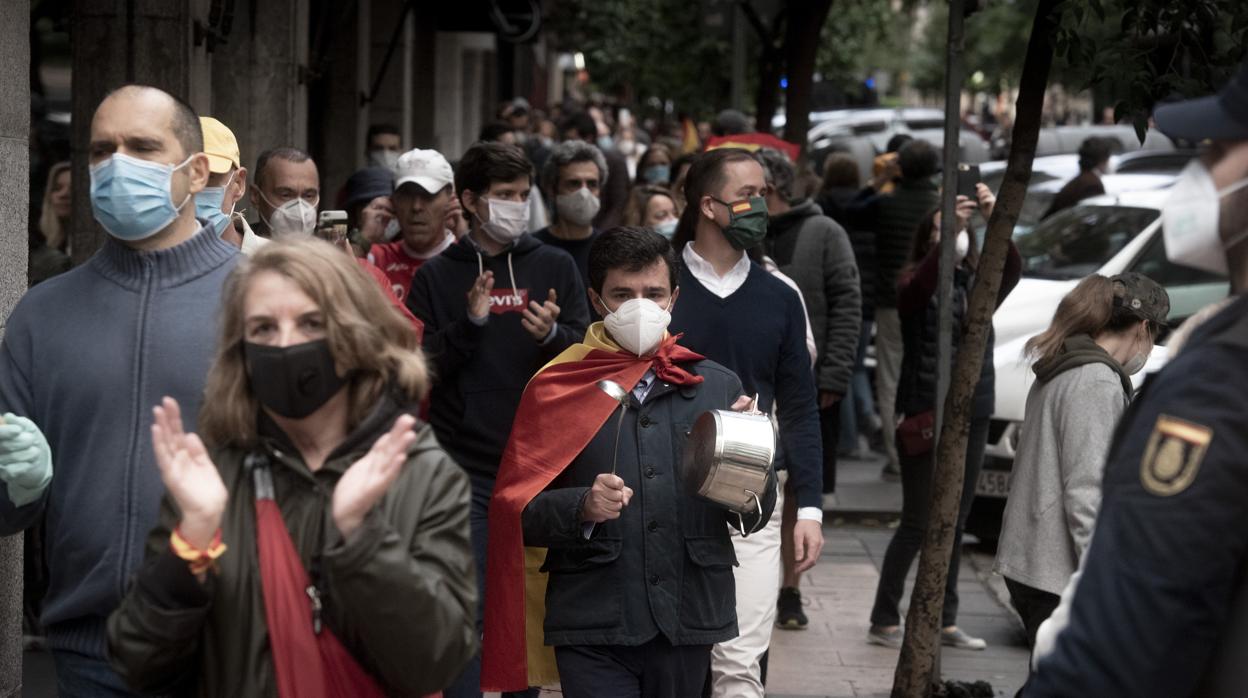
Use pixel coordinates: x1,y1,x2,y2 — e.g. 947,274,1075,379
967,187,1230,538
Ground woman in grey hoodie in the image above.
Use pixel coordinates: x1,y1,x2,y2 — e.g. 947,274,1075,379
994,272,1170,646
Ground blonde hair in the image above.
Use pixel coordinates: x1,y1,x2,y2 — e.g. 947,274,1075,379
1025,275,1145,364
199,238,428,449
40,162,71,251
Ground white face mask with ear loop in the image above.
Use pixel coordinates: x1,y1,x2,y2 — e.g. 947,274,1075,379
1120,321,1153,376
1162,159,1248,275
479,197,529,244
599,296,673,357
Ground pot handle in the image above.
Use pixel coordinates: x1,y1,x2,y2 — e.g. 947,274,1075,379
733,489,766,538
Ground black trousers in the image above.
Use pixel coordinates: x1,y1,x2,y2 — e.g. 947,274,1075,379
870,416,989,628
1004,576,1061,648
820,402,841,493
555,636,711,698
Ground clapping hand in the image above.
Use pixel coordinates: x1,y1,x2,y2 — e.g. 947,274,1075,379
151,397,228,550
0,414,53,507
467,271,495,320
332,414,418,538
521,288,561,341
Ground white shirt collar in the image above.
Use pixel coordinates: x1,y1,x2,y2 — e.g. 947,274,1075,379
404,230,455,260
682,243,751,299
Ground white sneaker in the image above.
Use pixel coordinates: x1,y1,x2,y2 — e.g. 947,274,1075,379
941,627,987,650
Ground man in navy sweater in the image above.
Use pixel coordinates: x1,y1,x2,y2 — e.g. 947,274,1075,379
406,141,589,698
669,148,824,698
0,85,238,694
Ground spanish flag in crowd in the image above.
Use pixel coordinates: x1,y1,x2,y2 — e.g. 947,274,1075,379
480,324,705,692
680,117,701,154
704,132,802,161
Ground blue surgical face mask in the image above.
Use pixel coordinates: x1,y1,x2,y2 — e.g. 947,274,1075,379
90,152,194,241
642,164,671,185
196,170,236,236
655,219,678,239
597,135,614,151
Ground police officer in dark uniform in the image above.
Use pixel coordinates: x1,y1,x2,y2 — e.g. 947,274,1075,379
1025,59,1248,697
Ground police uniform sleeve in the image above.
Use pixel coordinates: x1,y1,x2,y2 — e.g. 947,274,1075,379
1026,342,1248,697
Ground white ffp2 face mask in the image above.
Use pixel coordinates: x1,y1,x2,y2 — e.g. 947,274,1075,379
1162,159,1248,275
481,197,529,244
602,297,672,356
261,192,319,238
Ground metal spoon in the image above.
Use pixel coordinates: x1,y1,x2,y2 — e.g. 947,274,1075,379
597,380,630,476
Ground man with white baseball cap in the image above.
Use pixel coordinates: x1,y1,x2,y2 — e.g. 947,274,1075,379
368,148,461,301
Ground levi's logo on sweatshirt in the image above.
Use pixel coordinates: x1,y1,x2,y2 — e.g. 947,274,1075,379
489,289,529,314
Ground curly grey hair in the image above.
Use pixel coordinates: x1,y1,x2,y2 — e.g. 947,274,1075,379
541,139,609,194
754,147,798,205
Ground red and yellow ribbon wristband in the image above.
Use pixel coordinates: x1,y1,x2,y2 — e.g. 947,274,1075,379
170,527,228,575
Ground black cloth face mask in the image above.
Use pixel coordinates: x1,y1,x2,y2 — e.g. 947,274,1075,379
243,339,347,419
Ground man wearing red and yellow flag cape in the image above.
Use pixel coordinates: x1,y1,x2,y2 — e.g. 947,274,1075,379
482,227,776,697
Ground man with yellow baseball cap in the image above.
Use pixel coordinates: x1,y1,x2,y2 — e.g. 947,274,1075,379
198,116,267,253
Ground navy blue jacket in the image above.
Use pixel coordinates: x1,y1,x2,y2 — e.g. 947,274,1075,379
669,263,824,509
407,233,590,479
522,359,776,647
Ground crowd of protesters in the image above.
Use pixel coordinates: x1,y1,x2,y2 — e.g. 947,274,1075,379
2,79,1192,698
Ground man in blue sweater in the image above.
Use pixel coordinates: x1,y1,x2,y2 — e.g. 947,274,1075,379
0,85,238,694
669,148,825,698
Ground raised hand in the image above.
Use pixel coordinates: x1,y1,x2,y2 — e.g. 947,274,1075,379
521,288,561,341
467,271,495,320
151,397,228,550
0,414,53,507
975,182,996,220
580,473,633,524
359,196,397,244
954,194,979,232
444,194,469,236
332,414,418,538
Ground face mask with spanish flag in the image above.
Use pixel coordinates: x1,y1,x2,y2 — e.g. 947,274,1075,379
712,195,769,250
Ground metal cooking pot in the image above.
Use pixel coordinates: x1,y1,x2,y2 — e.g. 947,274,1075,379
681,400,775,536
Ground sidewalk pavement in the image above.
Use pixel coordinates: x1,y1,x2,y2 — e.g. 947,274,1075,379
761,452,1030,698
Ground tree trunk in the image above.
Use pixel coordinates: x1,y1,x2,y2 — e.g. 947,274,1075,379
781,0,835,153
743,2,786,134
890,0,1064,696
755,46,784,132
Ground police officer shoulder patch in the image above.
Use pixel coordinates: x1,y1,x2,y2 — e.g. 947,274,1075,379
1140,415,1213,496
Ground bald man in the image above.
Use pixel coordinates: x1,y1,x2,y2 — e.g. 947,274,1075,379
0,84,239,695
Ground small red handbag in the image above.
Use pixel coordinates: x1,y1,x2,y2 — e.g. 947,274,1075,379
897,411,936,457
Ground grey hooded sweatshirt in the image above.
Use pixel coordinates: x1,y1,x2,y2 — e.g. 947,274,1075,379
994,335,1134,595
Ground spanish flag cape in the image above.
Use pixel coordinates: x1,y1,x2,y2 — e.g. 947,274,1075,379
480,323,705,692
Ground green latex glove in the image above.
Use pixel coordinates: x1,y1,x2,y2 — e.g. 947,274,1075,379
0,413,53,507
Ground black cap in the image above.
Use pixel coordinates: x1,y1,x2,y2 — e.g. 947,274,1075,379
1111,272,1170,326
343,167,395,210
1154,59,1248,141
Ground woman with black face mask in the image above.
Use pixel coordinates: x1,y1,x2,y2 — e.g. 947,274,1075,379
107,238,476,697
